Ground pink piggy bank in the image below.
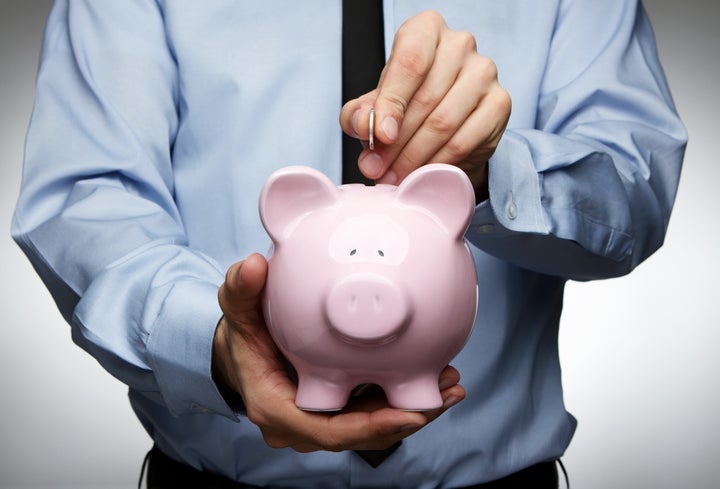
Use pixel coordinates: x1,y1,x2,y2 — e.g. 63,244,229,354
259,163,478,411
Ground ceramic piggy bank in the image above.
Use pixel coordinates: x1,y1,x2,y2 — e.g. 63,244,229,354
259,163,478,411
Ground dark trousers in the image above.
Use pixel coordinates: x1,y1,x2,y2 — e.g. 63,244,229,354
145,446,559,489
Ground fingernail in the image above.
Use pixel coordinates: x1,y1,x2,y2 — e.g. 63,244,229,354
381,117,398,141
377,170,397,185
359,152,384,178
443,395,462,409
351,109,360,137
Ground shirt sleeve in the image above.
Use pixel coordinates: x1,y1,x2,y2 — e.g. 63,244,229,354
11,1,238,418
466,0,687,281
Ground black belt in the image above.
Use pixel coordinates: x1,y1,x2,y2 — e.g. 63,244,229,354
144,445,560,489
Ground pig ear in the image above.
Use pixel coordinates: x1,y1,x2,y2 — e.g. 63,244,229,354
259,166,339,242
394,164,475,238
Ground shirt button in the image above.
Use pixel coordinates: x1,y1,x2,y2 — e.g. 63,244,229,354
507,199,517,220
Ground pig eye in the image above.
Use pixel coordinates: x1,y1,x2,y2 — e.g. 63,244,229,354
377,250,385,257
350,249,357,256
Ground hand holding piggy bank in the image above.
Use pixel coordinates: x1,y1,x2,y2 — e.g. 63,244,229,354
259,163,477,411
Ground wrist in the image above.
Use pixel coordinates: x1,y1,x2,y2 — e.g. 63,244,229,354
211,316,247,413
457,160,489,204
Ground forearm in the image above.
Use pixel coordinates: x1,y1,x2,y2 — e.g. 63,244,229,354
12,0,237,418
14,205,236,418
467,2,687,280
468,126,685,281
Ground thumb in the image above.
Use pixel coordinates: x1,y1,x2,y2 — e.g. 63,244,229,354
218,253,268,326
214,253,287,401
372,88,403,146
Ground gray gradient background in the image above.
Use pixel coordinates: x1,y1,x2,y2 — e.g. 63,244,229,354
1,1,717,488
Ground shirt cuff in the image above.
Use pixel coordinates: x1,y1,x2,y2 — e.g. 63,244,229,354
466,131,549,246
146,279,240,419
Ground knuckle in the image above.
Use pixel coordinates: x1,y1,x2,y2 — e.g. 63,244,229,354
453,30,477,53
324,441,345,453
468,55,499,84
495,86,512,114
314,432,344,453
262,433,290,450
244,408,260,426
418,10,446,28
426,109,457,136
383,92,410,118
244,405,266,428
410,87,438,114
479,56,499,81
444,137,473,162
396,48,432,80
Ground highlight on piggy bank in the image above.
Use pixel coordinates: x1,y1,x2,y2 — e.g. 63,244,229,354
258,164,478,411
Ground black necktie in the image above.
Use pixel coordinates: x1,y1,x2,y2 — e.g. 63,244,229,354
341,0,383,186
342,0,402,468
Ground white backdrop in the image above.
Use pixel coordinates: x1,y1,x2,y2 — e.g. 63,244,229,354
1,1,717,488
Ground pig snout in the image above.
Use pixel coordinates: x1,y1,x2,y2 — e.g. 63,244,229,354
324,273,410,345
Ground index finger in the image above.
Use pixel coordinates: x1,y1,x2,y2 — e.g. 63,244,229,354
372,10,446,144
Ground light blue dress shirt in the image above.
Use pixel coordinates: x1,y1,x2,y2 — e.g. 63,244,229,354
12,0,686,487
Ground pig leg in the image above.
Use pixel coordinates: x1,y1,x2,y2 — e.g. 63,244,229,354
294,371,353,411
383,373,443,411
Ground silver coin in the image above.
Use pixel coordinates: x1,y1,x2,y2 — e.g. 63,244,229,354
369,107,375,151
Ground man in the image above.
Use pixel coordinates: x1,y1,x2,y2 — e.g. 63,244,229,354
12,1,686,487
